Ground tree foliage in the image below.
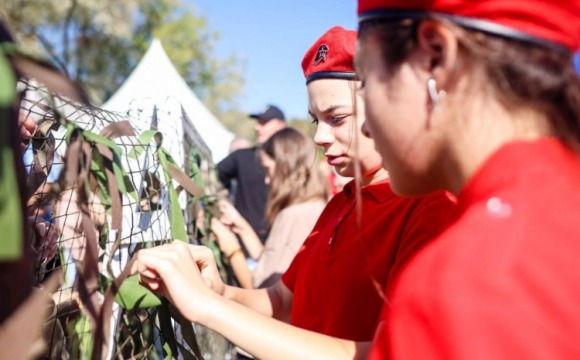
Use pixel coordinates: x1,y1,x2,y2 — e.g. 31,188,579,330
0,0,244,116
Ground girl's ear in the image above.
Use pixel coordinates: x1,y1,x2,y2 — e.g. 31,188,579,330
415,20,459,88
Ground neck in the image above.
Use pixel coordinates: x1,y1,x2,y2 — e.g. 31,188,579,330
443,102,551,194
361,166,389,186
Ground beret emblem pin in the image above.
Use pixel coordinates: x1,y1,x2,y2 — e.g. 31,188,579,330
314,44,329,65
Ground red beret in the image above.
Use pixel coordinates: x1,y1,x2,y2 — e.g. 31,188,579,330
302,26,358,85
357,0,580,52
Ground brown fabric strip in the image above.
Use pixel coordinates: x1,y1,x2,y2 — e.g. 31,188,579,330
78,200,103,358
26,156,47,202
0,271,62,360
75,196,97,307
64,139,80,188
167,162,203,199
79,209,104,360
95,143,121,231
67,140,103,359
25,134,56,201
175,312,203,359
98,121,136,139
10,55,88,104
81,142,93,175
44,133,55,174
36,119,57,137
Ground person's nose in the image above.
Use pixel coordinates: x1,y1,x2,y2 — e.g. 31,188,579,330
313,121,334,149
361,120,372,139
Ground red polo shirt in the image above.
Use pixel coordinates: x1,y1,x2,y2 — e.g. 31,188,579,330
371,138,580,359
282,178,456,341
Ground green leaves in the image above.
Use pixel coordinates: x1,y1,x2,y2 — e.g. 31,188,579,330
0,109,22,260
127,130,158,160
83,131,122,156
2,0,245,110
70,315,94,360
188,147,205,189
0,45,20,259
115,274,162,310
158,148,187,242
0,46,16,106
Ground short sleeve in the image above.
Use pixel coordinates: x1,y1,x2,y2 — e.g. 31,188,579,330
281,238,309,293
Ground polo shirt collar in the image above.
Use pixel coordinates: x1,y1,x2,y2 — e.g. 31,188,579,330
343,178,395,203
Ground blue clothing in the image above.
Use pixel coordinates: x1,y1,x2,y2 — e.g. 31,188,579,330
23,145,62,183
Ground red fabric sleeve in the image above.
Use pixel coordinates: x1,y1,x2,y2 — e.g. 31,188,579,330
281,239,307,293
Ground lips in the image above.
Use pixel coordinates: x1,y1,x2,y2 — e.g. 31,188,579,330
326,155,345,166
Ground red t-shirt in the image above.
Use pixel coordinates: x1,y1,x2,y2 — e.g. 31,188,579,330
370,138,580,359
282,178,456,341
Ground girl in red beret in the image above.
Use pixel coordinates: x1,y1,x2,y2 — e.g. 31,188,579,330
128,26,456,359
354,0,580,358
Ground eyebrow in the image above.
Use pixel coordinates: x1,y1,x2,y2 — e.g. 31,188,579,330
308,104,350,117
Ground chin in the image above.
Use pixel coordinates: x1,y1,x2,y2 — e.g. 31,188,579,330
334,166,354,179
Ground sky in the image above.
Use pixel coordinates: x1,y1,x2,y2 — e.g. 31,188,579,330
187,0,358,120
185,1,580,120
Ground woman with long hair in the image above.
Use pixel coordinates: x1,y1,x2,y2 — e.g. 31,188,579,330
129,26,456,359
212,127,327,289
354,0,580,358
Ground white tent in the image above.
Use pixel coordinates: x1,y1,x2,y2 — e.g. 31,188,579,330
103,39,234,163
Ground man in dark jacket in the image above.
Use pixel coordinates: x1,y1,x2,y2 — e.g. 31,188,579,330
217,105,286,242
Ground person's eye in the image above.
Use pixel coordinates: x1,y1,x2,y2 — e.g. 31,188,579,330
331,115,349,124
358,79,366,90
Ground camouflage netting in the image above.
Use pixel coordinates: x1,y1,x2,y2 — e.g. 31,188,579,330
19,78,232,360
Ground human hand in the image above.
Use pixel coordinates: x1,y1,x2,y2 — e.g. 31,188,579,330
210,218,242,257
18,113,37,150
218,200,251,233
34,220,59,263
130,241,219,322
186,244,225,296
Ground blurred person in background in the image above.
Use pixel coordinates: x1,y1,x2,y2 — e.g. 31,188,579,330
212,128,327,290
225,137,253,204
217,106,286,243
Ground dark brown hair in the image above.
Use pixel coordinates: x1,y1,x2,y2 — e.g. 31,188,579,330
261,128,328,225
359,18,580,147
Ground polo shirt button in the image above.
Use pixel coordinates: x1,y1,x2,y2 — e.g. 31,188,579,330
486,197,512,218
328,236,333,245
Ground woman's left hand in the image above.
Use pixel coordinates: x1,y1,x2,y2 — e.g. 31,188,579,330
211,218,242,257
218,200,252,234
129,241,218,322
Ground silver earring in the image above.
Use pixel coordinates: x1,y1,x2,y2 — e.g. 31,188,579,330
427,78,446,111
